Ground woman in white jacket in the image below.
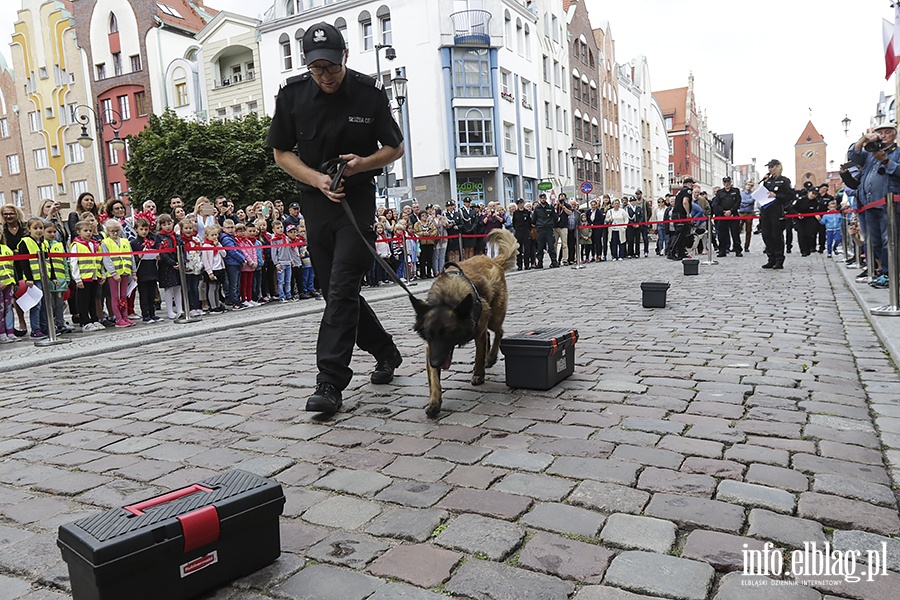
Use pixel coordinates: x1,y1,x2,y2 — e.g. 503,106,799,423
606,199,629,261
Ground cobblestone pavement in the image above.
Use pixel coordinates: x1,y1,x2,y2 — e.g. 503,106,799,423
1,246,899,600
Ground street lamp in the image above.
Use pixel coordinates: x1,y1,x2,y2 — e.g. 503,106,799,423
374,44,396,204
74,104,126,201
842,114,851,137
568,143,578,188
393,73,407,108
592,138,603,196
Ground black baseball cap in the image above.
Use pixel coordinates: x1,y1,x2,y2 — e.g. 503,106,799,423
635,189,643,194
539,193,547,198
463,197,471,203
289,202,300,209
722,176,732,182
303,23,346,65
683,177,695,185
765,159,781,168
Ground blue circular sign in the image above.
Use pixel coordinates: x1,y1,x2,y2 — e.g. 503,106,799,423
580,181,593,194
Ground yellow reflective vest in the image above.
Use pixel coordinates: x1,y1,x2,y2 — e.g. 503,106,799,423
102,237,134,276
0,244,15,287
70,239,101,282
47,240,67,283
18,236,46,282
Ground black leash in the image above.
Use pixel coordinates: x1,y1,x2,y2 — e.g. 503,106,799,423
321,158,418,302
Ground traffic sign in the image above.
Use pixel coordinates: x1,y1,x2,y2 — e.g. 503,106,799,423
537,181,553,191
580,181,593,194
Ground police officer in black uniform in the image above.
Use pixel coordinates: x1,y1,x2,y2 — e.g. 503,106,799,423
667,177,694,260
267,22,404,415
713,176,743,256
760,159,794,269
816,183,833,253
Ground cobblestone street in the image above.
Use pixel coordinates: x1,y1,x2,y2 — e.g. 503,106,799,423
1,249,899,600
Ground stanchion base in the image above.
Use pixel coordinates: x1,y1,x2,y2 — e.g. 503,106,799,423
34,338,72,347
174,316,202,325
871,305,900,316
700,259,719,266
570,264,586,270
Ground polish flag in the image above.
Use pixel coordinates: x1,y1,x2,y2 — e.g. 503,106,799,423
884,18,899,80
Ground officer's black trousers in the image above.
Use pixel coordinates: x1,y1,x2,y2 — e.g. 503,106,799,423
716,220,742,254
760,204,785,265
304,191,395,390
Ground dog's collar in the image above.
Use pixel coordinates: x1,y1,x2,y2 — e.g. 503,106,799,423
442,262,483,325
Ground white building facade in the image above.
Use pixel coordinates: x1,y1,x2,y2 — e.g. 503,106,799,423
617,61,640,197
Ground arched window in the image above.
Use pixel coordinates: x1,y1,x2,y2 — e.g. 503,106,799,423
334,17,348,50
359,10,373,51
295,28,305,66
285,0,295,17
279,33,292,71
109,13,118,34
376,6,391,46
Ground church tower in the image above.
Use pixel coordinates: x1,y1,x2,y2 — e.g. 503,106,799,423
794,121,826,186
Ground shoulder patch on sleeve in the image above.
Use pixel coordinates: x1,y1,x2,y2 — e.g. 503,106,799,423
355,72,383,90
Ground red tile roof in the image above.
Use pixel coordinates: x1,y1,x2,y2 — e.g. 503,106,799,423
795,121,825,146
155,0,211,34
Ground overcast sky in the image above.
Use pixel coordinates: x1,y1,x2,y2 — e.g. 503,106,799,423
0,0,894,183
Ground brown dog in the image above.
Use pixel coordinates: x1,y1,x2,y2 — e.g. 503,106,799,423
412,228,519,417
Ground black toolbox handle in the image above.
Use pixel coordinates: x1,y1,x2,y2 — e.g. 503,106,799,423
123,484,214,516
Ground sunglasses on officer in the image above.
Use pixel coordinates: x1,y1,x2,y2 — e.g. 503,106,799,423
308,63,343,75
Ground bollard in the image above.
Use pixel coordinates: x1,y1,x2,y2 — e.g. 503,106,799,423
872,193,900,316
863,215,876,283
34,248,70,347
174,240,201,324
700,214,718,266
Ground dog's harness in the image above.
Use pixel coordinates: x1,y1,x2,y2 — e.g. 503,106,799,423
442,262,483,326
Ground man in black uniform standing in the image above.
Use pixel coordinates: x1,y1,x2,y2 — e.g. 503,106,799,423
760,159,794,269
816,183,833,253
267,22,404,415
512,198,533,270
713,176,743,256
667,177,694,260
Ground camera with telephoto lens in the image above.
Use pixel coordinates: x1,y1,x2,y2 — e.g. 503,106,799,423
865,139,886,153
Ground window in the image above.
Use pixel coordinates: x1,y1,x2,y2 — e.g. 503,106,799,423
111,182,122,199
500,70,510,95
665,115,673,130
28,111,41,132
524,129,533,158
7,155,20,174
157,3,184,18
101,98,113,123
72,180,89,198
542,55,549,83
558,150,565,176
66,142,84,164
361,20,373,51
119,95,131,120
504,176,515,203
572,76,580,101
232,105,242,119
504,13,512,50
0,118,7,137
113,52,123,76
555,106,562,132
217,108,227,120
553,60,559,87
34,148,49,169
574,119,582,141
452,48,490,98
551,15,559,43
455,107,494,156
521,78,530,106
456,177,485,204
503,122,514,153
96,63,106,80
12,190,24,208
562,67,567,92
108,142,120,165
544,102,551,129
109,13,118,33
64,103,77,125
279,33,292,70
135,91,147,116
247,101,258,114
131,54,142,72
335,17,348,51
563,110,568,134
38,185,54,200
0,193,4,204
58,181,66,195
547,148,553,174
175,83,188,106
381,16,392,45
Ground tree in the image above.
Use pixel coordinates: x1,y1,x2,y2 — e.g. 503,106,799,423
124,110,300,214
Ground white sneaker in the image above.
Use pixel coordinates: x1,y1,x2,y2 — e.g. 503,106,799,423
189,309,203,317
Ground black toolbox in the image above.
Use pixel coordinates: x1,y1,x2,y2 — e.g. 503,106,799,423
500,328,578,390
58,470,285,600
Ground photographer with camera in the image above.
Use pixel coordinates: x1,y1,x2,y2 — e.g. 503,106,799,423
847,122,900,288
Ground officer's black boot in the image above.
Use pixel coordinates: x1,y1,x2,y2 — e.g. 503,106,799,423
371,346,403,384
307,382,342,415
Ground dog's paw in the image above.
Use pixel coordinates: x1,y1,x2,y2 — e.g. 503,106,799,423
471,374,485,385
425,403,442,418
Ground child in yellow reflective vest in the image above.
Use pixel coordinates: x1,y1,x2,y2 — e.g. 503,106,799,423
14,218,49,338
0,230,17,342
101,220,136,328
42,221,72,335
69,220,105,332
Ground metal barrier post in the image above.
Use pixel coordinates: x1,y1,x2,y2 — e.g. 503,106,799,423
862,216,876,283
400,234,416,286
700,214,718,265
873,193,900,316
457,231,464,260
34,248,70,347
174,241,201,324
840,209,851,265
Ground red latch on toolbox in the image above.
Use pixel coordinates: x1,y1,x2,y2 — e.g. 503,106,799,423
123,484,213,517
178,506,220,553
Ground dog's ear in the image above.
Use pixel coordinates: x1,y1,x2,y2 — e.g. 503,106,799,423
453,294,474,320
411,296,430,319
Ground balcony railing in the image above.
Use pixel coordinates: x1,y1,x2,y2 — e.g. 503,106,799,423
450,10,491,46
214,70,256,89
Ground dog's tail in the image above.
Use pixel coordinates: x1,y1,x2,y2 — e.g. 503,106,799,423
486,228,519,272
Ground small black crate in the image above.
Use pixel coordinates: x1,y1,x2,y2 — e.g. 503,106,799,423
500,328,578,390
58,470,285,600
641,281,670,308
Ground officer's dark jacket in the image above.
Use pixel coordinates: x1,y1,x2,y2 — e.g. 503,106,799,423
763,175,794,209
533,202,555,228
713,187,741,215
266,69,402,192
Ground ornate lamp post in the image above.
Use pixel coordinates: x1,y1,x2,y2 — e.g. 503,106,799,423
842,114,851,137
76,104,126,201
